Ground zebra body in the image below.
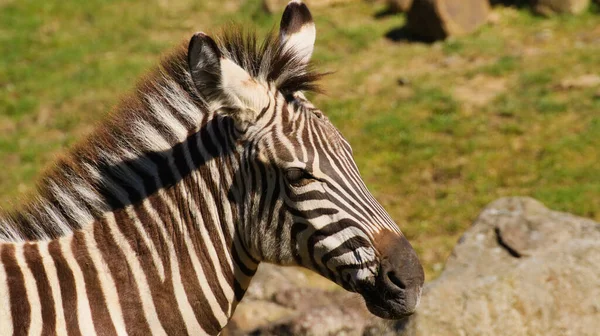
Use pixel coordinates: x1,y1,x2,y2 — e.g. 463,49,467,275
0,1,424,335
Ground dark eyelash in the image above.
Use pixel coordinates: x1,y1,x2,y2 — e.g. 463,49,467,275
285,168,313,187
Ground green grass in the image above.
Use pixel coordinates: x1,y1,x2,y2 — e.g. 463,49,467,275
1,1,599,280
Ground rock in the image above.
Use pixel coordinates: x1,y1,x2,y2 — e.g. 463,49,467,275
531,0,590,16
223,263,347,335
406,0,491,40
394,197,600,336
250,293,372,336
225,301,296,335
387,0,414,12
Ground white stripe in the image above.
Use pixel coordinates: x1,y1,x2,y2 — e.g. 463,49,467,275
72,179,108,213
160,161,228,327
163,80,203,126
0,249,13,335
182,147,235,305
14,244,42,336
172,177,232,324
84,226,128,336
38,202,69,237
0,218,24,242
133,120,173,152
325,246,375,269
142,195,209,334
50,182,95,227
107,146,210,334
147,96,189,142
39,242,68,335
90,157,166,281
104,212,168,336
130,128,229,328
59,236,95,335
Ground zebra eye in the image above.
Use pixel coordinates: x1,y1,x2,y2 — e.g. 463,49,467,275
285,168,312,187
283,93,296,103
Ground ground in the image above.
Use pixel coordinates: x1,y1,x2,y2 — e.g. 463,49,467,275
1,0,599,279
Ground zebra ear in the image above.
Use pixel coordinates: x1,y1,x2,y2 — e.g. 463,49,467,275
188,32,268,132
279,0,316,64
188,32,222,102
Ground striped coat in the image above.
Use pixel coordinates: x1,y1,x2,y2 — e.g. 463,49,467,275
0,1,424,335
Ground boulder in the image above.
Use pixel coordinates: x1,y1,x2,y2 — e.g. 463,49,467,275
249,289,372,336
387,0,415,13
531,0,590,15
222,263,358,335
392,197,600,336
406,0,491,40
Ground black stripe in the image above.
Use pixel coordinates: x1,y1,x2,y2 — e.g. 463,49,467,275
320,236,372,267
23,243,57,336
71,232,118,336
231,246,257,277
2,245,30,336
48,240,82,336
233,279,246,302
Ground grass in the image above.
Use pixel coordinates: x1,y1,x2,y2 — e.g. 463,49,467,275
1,1,599,280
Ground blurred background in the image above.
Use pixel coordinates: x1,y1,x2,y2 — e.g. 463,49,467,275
0,0,599,283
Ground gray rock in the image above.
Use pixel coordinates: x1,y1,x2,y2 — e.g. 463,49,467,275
250,294,372,336
531,0,590,16
394,197,600,336
225,197,600,336
406,0,491,40
223,264,353,335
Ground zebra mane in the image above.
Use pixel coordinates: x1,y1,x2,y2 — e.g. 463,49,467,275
212,26,325,94
0,26,325,242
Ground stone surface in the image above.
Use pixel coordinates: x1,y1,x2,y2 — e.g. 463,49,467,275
249,292,372,336
223,264,349,335
224,197,600,335
392,197,600,336
531,0,590,16
387,0,414,12
407,0,491,40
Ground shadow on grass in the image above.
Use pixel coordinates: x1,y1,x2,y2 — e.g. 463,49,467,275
374,7,400,19
490,0,529,7
384,26,437,44
376,0,530,20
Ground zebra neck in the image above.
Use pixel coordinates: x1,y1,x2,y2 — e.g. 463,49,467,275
0,209,258,335
0,119,260,334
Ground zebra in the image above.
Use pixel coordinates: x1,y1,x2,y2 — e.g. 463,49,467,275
0,1,424,335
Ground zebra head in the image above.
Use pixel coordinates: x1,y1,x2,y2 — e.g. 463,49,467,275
187,0,424,319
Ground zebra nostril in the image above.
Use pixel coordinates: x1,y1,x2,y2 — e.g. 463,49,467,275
387,271,406,290
344,273,351,284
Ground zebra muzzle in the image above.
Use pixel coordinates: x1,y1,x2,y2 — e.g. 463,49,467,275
360,235,424,319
